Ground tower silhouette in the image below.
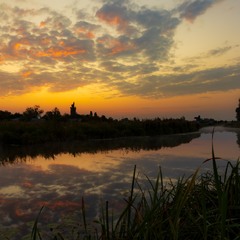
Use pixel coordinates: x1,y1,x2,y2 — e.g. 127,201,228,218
70,102,77,117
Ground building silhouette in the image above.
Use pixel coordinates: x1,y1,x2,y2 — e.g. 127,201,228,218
70,102,77,117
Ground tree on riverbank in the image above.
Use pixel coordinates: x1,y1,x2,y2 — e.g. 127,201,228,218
236,99,240,121
22,105,44,121
0,102,231,145
0,117,199,145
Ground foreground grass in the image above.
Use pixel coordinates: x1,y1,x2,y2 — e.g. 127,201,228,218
25,132,240,239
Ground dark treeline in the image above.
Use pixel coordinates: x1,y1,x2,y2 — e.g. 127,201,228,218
0,105,200,145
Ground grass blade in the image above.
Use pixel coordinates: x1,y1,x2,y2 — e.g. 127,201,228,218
31,206,44,240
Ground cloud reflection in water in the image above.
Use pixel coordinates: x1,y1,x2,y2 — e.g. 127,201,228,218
0,129,239,239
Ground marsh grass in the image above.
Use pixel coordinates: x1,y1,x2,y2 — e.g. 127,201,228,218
30,130,240,239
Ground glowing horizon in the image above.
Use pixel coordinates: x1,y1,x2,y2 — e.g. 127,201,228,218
0,0,239,120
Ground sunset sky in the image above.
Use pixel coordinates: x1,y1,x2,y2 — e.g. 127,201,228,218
0,0,239,120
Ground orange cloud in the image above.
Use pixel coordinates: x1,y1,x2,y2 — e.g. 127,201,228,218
37,200,81,210
97,11,128,31
58,40,65,46
110,40,135,55
34,47,86,58
39,21,46,28
15,208,25,217
98,37,136,55
21,70,33,78
86,31,95,39
100,14,121,25
97,38,106,45
0,39,32,61
12,39,31,52
52,201,81,209
0,38,88,63
14,43,22,51
21,181,34,188
75,27,95,39
40,37,51,46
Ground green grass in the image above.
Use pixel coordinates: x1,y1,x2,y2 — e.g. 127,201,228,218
19,131,240,239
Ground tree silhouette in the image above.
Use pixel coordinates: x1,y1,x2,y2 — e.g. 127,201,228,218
0,110,11,120
22,105,44,120
44,107,61,120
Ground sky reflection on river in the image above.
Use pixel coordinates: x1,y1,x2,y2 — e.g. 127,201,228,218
0,127,239,239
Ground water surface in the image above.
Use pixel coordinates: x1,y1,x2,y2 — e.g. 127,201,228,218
0,126,239,238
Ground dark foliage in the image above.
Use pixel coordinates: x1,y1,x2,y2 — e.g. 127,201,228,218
0,117,199,145
0,105,201,145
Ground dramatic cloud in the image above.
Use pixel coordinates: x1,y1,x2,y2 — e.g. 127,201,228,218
0,0,238,98
96,2,131,33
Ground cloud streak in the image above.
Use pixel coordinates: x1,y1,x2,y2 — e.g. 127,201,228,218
177,0,223,22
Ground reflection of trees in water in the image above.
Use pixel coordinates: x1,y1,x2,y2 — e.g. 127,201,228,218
0,133,200,164
237,132,240,148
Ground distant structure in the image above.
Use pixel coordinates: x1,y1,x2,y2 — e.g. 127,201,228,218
194,115,201,122
236,99,240,121
70,102,77,117
194,115,215,125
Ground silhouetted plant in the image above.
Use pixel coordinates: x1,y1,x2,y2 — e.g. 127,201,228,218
43,107,61,121
22,105,44,121
0,110,12,121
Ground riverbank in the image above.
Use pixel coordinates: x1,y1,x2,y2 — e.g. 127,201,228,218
0,118,199,145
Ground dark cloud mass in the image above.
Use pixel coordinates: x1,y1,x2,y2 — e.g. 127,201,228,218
178,0,221,22
0,0,238,98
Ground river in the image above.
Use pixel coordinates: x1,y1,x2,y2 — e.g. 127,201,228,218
0,126,239,239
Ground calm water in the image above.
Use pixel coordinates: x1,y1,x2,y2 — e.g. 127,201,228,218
0,126,239,238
